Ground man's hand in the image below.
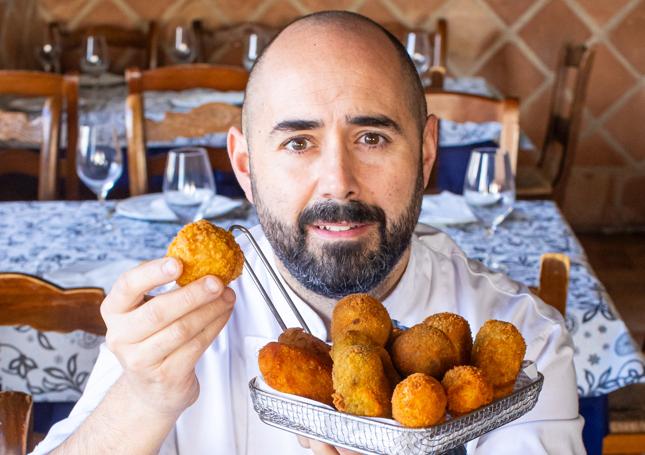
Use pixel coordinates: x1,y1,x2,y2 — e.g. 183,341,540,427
297,436,361,455
101,257,235,417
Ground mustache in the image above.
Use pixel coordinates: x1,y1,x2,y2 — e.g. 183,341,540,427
298,200,386,231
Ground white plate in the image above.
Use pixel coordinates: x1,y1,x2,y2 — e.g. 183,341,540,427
80,73,125,87
115,193,244,222
8,97,45,112
418,192,477,226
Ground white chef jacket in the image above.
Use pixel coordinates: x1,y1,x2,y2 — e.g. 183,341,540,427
32,225,585,454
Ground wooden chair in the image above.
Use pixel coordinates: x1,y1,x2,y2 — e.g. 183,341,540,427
516,44,595,203
0,391,33,455
0,273,106,335
0,273,105,453
125,64,248,196
428,18,448,89
424,90,519,192
191,21,276,66
49,22,159,72
528,253,570,316
0,71,79,200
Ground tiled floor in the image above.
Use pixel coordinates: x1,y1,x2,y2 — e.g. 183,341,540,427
578,232,645,349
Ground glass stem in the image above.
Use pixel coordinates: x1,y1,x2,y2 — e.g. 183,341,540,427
484,225,497,267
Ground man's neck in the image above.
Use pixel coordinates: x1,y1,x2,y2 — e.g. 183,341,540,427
274,246,412,336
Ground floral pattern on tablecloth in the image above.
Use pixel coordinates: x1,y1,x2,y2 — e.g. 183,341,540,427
439,201,644,396
0,200,257,401
0,200,642,401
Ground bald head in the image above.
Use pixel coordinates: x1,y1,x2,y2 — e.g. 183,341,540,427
242,11,427,144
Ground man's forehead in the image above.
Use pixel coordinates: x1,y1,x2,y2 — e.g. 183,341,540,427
248,23,408,127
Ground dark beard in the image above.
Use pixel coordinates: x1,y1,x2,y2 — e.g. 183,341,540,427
253,170,424,299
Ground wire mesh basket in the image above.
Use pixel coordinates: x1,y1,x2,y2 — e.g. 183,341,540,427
250,360,543,455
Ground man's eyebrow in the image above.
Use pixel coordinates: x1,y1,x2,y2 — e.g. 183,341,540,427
270,119,323,134
346,115,403,134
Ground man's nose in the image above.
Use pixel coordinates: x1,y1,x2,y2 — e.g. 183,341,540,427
316,138,359,201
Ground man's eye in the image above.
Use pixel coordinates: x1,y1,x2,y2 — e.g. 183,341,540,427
360,133,387,146
284,137,310,152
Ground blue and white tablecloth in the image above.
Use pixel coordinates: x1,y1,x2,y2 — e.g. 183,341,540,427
0,199,642,401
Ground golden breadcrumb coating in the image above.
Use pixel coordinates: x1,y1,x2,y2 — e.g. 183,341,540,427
332,344,392,417
331,330,401,389
392,373,447,427
390,323,457,379
442,365,493,415
259,341,334,406
424,312,473,365
166,220,244,287
493,381,516,399
471,320,526,387
331,293,392,346
279,328,332,369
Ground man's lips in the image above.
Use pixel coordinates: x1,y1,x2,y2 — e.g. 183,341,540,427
308,222,373,239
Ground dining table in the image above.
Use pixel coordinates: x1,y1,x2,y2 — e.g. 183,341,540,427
0,197,642,403
0,74,535,154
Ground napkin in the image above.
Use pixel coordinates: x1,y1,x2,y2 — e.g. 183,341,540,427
419,191,477,226
44,259,140,293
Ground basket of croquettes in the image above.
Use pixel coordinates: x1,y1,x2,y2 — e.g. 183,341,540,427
251,293,544,455
164,220,543,455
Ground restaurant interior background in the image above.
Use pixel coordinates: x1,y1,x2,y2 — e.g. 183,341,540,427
0,0,644,454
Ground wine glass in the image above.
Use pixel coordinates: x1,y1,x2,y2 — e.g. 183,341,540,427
35,34,60,73
243,32,261,71
76,124,123,230
163,147,216,225
167,25,196,64
405,31,431,76
80,35,109,77
463,147,515,272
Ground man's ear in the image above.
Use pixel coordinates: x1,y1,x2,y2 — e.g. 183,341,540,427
421,114,438,190
227,126,254,204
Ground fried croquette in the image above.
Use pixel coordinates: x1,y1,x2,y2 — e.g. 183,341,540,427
441,365,493,415
391,323,458,378
392,373,447,427
493,381,516,399
331,330,401,388
424,312,473,365
166,220,244,287
471,320,527,387
331,293,392,347
332,344,392,417
279,328,332,368
259,342,333,406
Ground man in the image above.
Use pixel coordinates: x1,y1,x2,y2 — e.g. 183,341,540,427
33,11,584,454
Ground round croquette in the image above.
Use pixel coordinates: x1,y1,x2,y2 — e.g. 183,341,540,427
471,320,526,387
331,293,392,347
442,365,493,415
424,312,473,365
392,373,447,427
391,323,458,378
166,219,244,287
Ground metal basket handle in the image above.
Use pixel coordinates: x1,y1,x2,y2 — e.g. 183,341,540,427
229,224,311,334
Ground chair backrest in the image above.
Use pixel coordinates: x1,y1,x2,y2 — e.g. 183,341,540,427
124,64,248,196
424,90,519,191
0,71,79,200
529,253,570,316
0,273,106,335
539,44,595,201
49,22,159,72
0,391,33,455
428,18,448,89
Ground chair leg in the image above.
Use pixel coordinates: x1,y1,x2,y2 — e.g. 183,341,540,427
603,433,645,454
